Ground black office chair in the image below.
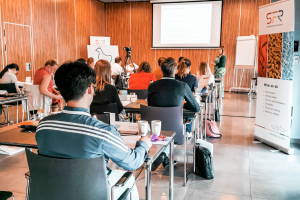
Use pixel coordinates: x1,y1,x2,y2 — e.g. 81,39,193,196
0,83,21,123
140,105,191,185
90,102,119,121
127,89,148,100
25,149,133,200
91,113,112,124
0,191,14,200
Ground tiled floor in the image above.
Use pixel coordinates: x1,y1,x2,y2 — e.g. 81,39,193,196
0,93,300,200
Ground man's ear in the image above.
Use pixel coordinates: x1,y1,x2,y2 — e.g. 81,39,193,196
88,83,93,95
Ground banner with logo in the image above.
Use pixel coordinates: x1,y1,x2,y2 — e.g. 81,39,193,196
255,0,294,154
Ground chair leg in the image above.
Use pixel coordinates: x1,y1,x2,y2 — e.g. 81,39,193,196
184,124,187,186
25,176,30,200
11,195,15,200
6,105,9,124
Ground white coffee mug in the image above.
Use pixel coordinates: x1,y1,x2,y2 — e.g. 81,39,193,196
151,120,161,136
25,77,31,83
138,120,148,136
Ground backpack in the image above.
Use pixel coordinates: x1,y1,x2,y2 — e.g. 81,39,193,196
195,145,214,179
204,119,222,138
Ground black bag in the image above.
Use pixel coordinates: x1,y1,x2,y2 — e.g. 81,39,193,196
195,145,214,179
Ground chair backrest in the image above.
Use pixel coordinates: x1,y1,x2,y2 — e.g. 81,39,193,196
0,83,17,93
127,89,148,100
140,105,184,145
91,113,111,124
90,102,119,121
25,149,109,200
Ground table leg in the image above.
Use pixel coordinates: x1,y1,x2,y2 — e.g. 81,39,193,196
17,101,18,124
26,99,30,121
193,114,197,173
145,163,152,200
205,98,207,140
169,140,174,200
219,80,223,107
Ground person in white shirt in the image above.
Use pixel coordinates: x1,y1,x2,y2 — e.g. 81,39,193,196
111,57,123,76
125,63,139,74
0,63,21,93
197,61,214,90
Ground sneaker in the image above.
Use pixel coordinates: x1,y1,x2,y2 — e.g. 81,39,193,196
163,156,178,169
151,152,166,171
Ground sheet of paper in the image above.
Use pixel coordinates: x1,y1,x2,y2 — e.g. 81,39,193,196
115,121,139,132
121,136,141,145
198,74,211,89
121,101,131,106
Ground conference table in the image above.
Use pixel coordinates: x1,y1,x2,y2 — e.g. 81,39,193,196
0,121,176,200
0,95,30,124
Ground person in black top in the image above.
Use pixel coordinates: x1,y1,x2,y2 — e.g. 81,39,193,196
91,60,123,114
175,58,198,92
148,57,200,171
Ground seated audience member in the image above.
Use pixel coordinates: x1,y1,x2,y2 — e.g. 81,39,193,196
147,57,200,171
176,57,184,74
175,58,198,92
36,61,152,200
0,63,21,93
197,62,213,96
87,57,95,69
111,57,123,76
125,63,139,73
128,61,156,90
153,57,165,81
91,60,123,114
76,58,86,63
33,59,62,113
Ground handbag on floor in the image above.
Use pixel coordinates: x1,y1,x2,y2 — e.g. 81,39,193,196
204,119,222,138
195,145,214,179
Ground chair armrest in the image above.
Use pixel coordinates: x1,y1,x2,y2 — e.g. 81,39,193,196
25,171,30,178
114,172,133,187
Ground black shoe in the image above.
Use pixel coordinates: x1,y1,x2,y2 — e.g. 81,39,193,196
151,152,166,171
163,156,178,169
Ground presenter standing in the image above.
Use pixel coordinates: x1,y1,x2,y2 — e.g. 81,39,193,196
212,46,226,97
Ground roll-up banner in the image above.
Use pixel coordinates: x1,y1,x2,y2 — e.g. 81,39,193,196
255,0,295,154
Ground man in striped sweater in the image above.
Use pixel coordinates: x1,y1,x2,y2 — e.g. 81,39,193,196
36,61,152,200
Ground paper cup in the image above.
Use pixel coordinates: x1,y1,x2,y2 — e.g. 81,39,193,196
138,120,148,136
151,120,161,136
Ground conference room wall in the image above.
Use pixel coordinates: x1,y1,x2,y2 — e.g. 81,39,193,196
105,0,270,91
0,0,105,82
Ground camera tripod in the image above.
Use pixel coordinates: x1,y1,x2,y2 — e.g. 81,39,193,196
124,52,136,73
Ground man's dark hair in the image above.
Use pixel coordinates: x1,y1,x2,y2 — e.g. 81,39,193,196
54,61,96,102
115,57,122,63
160,57,177,77
178,57,184,63
158,57,165,67
76,58,86,63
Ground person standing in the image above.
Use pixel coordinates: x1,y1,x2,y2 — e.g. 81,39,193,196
212,46,226,97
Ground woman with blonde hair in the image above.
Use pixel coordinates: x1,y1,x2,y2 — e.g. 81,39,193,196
197,61,214,90
175,58,198,92
91,59,123,114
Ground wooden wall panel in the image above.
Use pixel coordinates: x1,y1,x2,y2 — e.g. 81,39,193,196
219,0,241,91
56,0,76,64
1,0,31,25
75,0,91,59
182,49,209,75
105,3,130,65
131,2,155,69
32,0,57,70
91,0,105,37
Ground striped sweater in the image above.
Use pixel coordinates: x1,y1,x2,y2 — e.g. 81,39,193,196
36,106,149,173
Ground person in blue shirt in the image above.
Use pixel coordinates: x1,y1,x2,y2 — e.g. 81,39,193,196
35,61,152,200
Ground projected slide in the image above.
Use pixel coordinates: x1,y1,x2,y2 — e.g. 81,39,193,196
161,4,212,44
152,1,222,48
